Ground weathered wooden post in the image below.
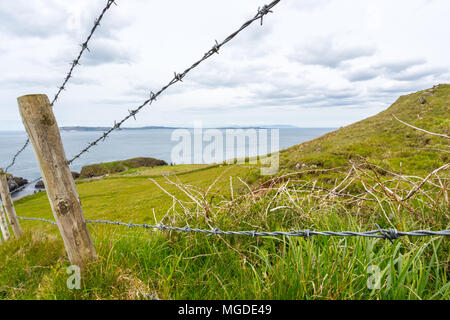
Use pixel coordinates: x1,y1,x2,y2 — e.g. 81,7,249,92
17,94,97,268
0,200,10,241
0,169,23,238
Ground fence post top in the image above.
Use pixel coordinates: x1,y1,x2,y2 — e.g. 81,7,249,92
0,169,4,175
17,94,49,101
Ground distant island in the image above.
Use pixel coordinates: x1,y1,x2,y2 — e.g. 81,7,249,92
60,125,300,132
60,126,178,132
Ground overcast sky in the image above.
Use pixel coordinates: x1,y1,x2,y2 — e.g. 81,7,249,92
0,0,449,130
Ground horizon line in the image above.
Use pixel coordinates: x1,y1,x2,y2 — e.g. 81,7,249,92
0,125,340,132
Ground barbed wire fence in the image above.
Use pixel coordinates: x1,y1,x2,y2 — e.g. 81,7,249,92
7,0,281,196
4,0,117,174
2,0,449,248
16,216,450,242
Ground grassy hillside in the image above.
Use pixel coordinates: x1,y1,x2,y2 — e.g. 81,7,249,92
281,84,449,173
0,85,448,300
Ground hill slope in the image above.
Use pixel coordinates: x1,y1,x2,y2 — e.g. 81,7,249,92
281,84,449,174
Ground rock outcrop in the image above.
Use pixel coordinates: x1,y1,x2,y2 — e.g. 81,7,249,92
35,180,45,189
35,171,80,190
6,175,29,192
80,157,168,178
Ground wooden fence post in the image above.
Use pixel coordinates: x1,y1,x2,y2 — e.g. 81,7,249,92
17,94,97,268
0,200,10,241
0,169,23,238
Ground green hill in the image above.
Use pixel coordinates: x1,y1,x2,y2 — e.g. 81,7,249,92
0,85,448,300
282,84,449,174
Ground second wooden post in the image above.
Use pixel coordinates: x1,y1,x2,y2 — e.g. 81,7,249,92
0,169,22,238
17,94,97,268
0,200,10,241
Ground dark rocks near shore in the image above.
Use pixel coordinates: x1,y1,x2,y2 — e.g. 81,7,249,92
35,180,45,189
71,171,80,179
6,175,29,192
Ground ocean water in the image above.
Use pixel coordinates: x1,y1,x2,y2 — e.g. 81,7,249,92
0,128,335,198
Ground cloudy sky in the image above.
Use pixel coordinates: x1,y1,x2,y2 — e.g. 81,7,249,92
0,0,449,130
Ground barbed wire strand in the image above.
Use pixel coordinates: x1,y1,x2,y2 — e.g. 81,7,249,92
67,0,281,165
50,0,117,107
16,216,450,242
18,216,57,225
4,140,30,174
7,0,280,195
4,0,117,173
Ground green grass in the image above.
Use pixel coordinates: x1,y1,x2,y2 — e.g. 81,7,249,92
0,85,448,300
1,200,448,300
14,164,253,229
79,157,168,178
2,160,448,300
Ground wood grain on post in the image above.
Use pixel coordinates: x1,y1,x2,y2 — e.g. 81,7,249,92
0,170,23,238
17,94,97,267
0,200,10,241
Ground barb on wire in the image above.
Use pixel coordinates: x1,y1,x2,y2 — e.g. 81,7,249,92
4,0,116,173
67,0,281,165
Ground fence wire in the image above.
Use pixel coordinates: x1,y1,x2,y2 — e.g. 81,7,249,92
6,0,280,196
67,0,281,165
4,0,117,173
16,216,450,243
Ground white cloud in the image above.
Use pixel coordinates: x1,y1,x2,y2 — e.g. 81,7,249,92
0,0,449,131
289,38,376,68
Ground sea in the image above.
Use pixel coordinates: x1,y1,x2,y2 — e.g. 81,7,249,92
0,128,336,198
